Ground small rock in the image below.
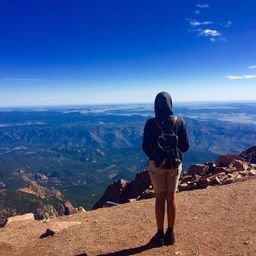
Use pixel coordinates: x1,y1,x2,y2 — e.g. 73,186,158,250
40,229,55,238
174,251,182,256
180,181,199,191
217,172,226,177
239,170,248,176
243,240,252,245
181,175,194,183
76,206,86,213
249,169,256,176
35,172,48,181
137,189,155,200
40,221,81,238
222,178,234,185
234,174,242,180
102,201,120,207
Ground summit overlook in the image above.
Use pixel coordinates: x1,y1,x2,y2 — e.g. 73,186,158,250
1,1,256,254
0,177,256,256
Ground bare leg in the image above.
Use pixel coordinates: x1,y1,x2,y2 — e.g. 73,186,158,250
155,191,166,231
166,191,176,229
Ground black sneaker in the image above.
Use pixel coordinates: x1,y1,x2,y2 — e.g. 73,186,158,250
149,230,165,247
164,228,175,245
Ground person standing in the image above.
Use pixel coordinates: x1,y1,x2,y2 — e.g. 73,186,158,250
142,91,189,246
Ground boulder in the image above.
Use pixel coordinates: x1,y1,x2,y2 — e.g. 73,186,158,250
216,155,244,167
239,146,256,164
93,179,129,209
235,174,242,181
57,201,77,216
93,171,151,209
34,204,59,220
63,201,77,215
216,172,226,178
206,176,222,186
137,189,155,200
228,160,250,172
204,162,216,174
197,177,209,189
125,171,151,200
5,213,35,226
187,164,209,176
214,167,227,174
222,178,234,185
239,170,248,176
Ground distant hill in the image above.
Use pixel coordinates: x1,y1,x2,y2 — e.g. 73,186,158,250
0,189,63,227
1,104,256,208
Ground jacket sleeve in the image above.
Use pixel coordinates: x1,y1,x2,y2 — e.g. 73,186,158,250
177,118,189,153
142,119,155,159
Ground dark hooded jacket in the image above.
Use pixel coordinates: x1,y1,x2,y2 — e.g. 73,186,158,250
142,92,189,162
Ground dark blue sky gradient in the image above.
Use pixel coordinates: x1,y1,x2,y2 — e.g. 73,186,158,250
0,0,256,105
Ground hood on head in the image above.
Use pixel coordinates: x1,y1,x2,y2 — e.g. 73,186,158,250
154,91,173,120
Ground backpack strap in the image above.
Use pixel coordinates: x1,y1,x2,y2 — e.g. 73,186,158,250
155,116,177,132
170,116,177,132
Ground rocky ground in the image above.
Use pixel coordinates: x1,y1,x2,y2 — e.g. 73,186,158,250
0,177,256,256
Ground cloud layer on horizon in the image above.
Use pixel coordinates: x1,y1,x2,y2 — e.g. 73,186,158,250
226,75,256,80
227,66,256,80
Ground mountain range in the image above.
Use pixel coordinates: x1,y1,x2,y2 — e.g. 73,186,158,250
0,103,256,208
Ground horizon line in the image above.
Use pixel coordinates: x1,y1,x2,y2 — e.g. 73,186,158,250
1,100,256,109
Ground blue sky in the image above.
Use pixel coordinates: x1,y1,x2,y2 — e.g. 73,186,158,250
0,0,256,106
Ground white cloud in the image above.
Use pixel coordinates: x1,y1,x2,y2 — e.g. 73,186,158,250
196,4,210,8
226,75,243,80
248,65,256,69
199,29,221,37
226,75,256,80
4,78,47,82
223,21,232,27
210,37,226,42
244,75,256,79
189,20,213,27
187,3,230,42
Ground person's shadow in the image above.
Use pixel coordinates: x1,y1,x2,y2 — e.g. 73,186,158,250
95,241,155,256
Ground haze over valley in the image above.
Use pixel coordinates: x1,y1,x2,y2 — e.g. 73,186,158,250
1,102,256,208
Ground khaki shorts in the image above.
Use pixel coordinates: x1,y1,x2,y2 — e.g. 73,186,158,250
148,160,181,193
